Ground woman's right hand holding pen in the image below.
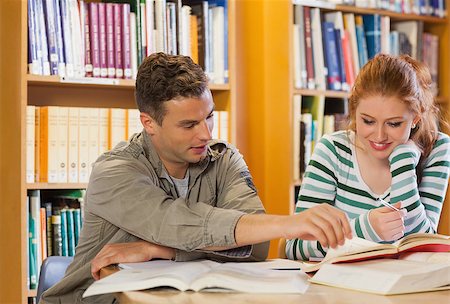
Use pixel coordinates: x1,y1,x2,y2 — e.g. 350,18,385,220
369,202,407,241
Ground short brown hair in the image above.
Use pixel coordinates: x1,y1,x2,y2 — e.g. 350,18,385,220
135,53,208,125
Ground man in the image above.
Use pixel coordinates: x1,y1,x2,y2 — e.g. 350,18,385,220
41,53,351,303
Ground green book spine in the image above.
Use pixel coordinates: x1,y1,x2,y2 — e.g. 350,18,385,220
66,209,76,256
60,209,68,256
73,208,81,246
29,215,37,290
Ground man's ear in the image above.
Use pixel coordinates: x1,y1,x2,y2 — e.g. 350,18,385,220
140,112,157,135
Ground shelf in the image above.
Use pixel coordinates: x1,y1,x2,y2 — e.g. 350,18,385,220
293,0,447,24
27,74,231,91
27,183,88,190
294,89,350,99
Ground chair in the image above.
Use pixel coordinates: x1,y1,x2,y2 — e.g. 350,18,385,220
278,238,287,259
36,256,74,303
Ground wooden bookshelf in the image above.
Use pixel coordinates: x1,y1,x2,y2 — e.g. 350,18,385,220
1,0,238,302
235,0,450,258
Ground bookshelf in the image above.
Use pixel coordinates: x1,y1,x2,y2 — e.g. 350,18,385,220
235,0,450,258
0,0,238,302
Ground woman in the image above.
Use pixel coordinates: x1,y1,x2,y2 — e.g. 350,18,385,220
286,54,450,260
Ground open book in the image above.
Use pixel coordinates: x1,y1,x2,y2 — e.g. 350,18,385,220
309,258,450,295
83,259,308,297
300,233,450,273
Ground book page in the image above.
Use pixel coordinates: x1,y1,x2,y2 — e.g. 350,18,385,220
324,237,388,262
399,252,450,264
191,262,310,293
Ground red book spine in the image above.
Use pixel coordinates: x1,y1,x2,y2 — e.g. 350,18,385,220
113,3,123,79
98,3,108,78
122,4,132,79
89,2,100,77
83,2,93,77
106,3,115,78
342,30,355,88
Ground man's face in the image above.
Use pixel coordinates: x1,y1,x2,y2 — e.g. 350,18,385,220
144,90,214,176
355,94,418,161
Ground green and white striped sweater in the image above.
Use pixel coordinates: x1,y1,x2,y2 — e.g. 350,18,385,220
286,130,450,261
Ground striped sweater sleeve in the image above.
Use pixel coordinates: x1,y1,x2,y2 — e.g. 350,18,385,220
285,135,339,260
389,133,450,235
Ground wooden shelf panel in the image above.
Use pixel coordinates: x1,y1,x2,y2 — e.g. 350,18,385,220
27,183,88,190
293,1,447,23
294,89,350,99
27,75,230,91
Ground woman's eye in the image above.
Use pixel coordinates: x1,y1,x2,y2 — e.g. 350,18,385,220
387,122,402,128
362,118,374,125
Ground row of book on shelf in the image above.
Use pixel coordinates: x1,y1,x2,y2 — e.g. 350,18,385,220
293,4,439,93
292,95,348,181
307,0,447,16
28,0,228,84
26,106,229,184
27,189,85,290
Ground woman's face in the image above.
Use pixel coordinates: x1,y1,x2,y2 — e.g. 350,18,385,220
355,95,418,161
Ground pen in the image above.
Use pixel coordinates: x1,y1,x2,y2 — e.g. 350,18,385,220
377,198,399,211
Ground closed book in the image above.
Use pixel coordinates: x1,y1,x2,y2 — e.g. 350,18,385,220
113,4,124,78
122,3,132,79
88,108,100,178
45,202,53,256
53,0,66,77
89,2,101,77
73,209,82,247
322,22,341,91
68,107,79,183
362,14,381,60
66,209,76,256
303,6,315,89
310,259,450,295
57,107,69,183
36,0,50,75
28,212,37,290
52,214,62,256
98,3,108,77
60,0,74,77
26,106,35,183
106,3,116,78
60,209,68,256
78,108,90,183
27,0,41,75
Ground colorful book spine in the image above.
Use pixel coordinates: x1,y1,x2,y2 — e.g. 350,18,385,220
83,1,93,77
66,209,76,256
27,0,41,75
122,3,132,79
89,2,101,77
114,3,124,78
52,214,62,256
73,209,81,247
98,3,108,78
53,0,66,77
322,21,341,91
363,14,381,60
60,209,68,256
303,6,315,90
45,202,53,256
60,0,74,77
106,3,116,78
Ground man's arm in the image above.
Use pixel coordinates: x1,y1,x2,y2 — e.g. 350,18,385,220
90,203,352,279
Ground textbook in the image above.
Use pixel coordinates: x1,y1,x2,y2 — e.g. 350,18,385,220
83,259,309,297
309,258,450,295
300,233,450,273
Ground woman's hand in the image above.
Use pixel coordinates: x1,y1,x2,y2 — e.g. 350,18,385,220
368,202,406,241
91,241,175,280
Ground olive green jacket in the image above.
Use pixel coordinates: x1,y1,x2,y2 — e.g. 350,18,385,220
41,131,269,304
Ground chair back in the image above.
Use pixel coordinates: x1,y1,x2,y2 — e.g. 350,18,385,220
36,256,74,303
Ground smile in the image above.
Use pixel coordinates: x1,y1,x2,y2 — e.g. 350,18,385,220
369,141,391,151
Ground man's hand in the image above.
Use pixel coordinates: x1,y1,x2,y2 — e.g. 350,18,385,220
368,202,406,241
91,241,175,280
283,204,352,248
